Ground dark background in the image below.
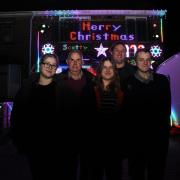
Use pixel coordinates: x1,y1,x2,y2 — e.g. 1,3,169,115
0,1,178,99
0,0,178,84
0,0,178,60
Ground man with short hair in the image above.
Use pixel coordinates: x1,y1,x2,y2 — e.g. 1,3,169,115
57,50,95,180
124,49,171,180
57,50,94,97
109,42,136,84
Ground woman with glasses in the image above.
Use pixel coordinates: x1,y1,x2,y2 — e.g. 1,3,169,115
10,53,67,180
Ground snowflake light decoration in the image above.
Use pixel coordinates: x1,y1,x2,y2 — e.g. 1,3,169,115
42,43,55,54
150,45,162,58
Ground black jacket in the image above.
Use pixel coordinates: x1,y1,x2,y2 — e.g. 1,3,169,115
9,73,77,154
123,72,171,148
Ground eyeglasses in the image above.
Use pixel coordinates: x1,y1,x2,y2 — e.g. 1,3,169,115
41,62,57,70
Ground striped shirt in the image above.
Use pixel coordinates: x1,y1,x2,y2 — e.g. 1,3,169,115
98,90,119,114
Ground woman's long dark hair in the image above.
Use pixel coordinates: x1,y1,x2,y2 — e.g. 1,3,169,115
96,58,121,92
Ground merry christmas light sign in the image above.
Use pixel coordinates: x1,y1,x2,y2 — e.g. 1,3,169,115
69,21,134,41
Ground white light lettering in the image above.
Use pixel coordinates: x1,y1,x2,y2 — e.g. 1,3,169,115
112,25,121,31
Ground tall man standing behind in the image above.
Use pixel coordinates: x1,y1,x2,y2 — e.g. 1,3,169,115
109,42,136,84
109,42,137,170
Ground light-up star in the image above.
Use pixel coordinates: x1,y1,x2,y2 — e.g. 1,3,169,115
94,43,108,57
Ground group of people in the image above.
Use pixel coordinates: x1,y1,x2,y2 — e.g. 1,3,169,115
9,42,171,180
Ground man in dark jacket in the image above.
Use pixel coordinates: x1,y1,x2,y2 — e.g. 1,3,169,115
124,49,171,180
109,42,136,84
57,50,94,96
56,50,95,180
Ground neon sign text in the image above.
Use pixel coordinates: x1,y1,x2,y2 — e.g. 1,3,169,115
81,21,121,31
57,43,162,58
125,44,145,57
69,21,135,41
62,44,89,51
70,32,134,41
60,43,145,57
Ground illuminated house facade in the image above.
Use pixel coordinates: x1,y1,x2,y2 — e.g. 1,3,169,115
1,10,170,127
30,10,167,72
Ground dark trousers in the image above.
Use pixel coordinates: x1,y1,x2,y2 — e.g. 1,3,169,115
80,149,124,180
27,150,79,180
129,138,169,180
